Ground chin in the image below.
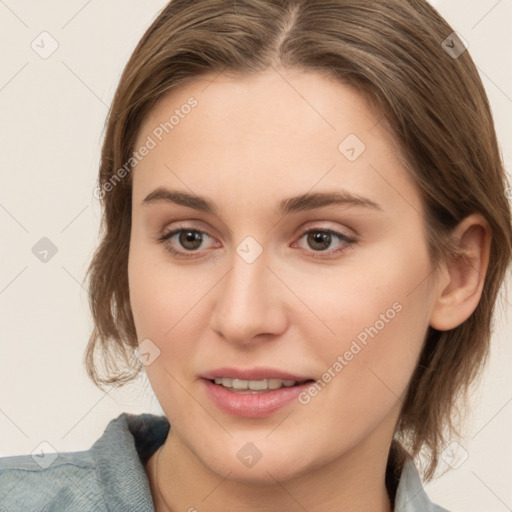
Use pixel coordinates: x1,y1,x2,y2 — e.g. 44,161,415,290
197,441,318,486
218,460,307,486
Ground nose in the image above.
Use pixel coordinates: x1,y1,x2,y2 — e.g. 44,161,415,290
209,248,288,346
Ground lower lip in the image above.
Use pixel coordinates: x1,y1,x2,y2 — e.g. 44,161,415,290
202,379,312,418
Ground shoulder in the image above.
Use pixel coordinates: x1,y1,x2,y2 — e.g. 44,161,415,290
0,446,106,511
393,444,451,512
0,412,169,512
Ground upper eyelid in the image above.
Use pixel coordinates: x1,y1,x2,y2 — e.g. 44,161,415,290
160,221,354,238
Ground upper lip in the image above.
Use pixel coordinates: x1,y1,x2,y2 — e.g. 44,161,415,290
201,367,313,381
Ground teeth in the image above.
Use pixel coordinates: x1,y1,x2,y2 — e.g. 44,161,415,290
233,379,249,390
213,377,299,390
269,379,282,390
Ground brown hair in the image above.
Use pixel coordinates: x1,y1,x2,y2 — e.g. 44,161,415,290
84,0,512,479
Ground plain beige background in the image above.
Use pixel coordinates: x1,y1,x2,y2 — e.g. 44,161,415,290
0,1,511,511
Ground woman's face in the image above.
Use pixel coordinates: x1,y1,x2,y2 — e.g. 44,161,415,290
128,68,442,483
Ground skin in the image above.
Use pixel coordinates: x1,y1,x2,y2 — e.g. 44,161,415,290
127,67,490,511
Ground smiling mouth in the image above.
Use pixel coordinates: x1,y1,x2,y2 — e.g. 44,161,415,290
209,377,313,393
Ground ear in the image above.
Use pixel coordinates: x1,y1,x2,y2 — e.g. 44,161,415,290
429,214,491,331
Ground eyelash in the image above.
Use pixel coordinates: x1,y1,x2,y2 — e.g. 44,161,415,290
156,224,358,260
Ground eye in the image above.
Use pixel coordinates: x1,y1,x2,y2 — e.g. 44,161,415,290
156,224,357,259
294,228,357,258
157,226,216,258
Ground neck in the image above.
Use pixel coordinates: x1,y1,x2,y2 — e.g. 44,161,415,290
146,430,396,512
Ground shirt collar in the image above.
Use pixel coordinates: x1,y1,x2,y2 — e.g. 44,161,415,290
92,413,447,512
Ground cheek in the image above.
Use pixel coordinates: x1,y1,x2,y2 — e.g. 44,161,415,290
330,276,429,377
127,241,218,407
290,242,431,360
128,234,208,340
295,246,434,428
127,248,199,421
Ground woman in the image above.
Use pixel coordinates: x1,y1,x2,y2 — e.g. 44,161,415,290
1,1,510,511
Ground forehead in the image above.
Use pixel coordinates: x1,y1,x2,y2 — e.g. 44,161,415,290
131,68,421,216
137,68,387,146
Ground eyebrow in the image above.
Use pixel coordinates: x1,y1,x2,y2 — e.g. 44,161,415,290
141,187,382,215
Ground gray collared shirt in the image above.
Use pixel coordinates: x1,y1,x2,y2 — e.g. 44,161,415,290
0,413,449,511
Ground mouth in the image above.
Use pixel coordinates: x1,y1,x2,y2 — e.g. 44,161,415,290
208,377,313,393
200,368,316,417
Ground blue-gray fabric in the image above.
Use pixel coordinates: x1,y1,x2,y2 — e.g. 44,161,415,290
0,413,449,511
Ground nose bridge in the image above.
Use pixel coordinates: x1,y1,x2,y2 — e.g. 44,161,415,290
210,242,285,344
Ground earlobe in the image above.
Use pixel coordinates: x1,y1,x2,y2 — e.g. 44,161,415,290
429,214,491,331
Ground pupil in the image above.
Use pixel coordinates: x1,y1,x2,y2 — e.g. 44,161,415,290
180,230,202,250
309,231,330,251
